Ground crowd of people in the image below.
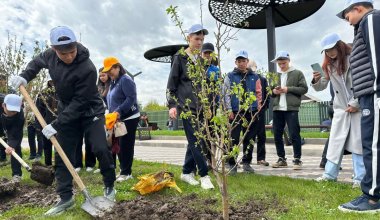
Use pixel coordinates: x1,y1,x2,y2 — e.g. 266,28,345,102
0,0,379,215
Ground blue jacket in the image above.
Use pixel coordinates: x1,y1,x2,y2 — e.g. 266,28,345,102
224,68,262,112
107,74,139,120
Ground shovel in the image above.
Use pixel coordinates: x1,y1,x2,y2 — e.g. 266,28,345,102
19,85,114,218
0,137,55,186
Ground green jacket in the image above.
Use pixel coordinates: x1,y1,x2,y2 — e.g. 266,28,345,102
272,69,308,111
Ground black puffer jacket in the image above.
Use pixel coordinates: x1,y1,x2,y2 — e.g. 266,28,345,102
20,43,105,130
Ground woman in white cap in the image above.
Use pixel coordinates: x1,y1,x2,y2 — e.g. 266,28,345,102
312,33,365,187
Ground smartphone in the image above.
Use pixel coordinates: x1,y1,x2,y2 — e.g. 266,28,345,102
311,63,325,77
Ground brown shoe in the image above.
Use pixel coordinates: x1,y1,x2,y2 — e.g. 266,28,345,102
272,158,288,168
257,160,269,166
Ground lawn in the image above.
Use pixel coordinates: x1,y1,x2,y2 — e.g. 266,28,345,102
0,152,378,220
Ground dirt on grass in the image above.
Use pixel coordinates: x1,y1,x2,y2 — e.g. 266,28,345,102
0,181,58,214
100,193,287,220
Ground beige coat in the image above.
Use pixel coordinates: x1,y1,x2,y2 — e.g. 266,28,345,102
311,63,362,164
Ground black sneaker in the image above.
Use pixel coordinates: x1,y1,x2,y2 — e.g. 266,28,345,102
272,157,288,168
293,158,303,170
226,163,237,175
242,163,255,173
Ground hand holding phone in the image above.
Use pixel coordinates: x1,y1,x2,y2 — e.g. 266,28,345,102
311,63,325,78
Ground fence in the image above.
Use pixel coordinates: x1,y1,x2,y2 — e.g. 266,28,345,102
146,101,331,131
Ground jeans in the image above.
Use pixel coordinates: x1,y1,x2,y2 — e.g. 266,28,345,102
323,153,365,182
182,118,209,177
273,111,302,159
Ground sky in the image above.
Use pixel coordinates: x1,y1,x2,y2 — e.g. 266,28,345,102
1,0,376,106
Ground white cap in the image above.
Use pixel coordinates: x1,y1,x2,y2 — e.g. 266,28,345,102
271,51,290,63
4,94,22,112
186,24,209,35
336,0,374,19
235,50,248,59
321,33,341,53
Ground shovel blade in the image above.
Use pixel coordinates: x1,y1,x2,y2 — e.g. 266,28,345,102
81,196,115,218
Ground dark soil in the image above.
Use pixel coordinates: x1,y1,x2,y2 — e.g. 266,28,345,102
100,193,287,220
30,162,55,186
0,181,58,213
0,178,18,196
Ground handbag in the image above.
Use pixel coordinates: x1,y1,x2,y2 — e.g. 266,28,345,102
114,121,128,137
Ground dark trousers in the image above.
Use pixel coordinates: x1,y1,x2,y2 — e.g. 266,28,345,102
273,111,302,159
10,143,22,176
255,110,267,161
229,111,258,165
0,145,5,161
42,136,53,166
74,134,96,168
359,94,380,200
55,115,115,200
182,118,208,177
118,118,139,176
321,137,329,164
27,124,43,157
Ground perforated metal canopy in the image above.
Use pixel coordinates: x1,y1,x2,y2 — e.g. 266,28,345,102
144,44,189,63
209,0,326,29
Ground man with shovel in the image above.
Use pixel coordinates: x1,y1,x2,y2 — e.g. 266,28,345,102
1,94,25,183
11,26,116,216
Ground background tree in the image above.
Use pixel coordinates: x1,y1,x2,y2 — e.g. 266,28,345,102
143,100,168,112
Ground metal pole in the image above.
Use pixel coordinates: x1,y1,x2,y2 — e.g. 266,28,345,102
266,6,276,121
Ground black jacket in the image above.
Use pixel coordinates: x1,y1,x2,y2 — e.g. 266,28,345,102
167,51,200,113
20,43,105,130
350,9,380,98
0,110,24,148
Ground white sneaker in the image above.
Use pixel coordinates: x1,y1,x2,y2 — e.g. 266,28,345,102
74,167,81,173
86,167,94,172
12,175,21,183
116,174,133,182
93,169,100,174
315,176,336,182
352,181,361,189
200,175,214,190
180,173,199,185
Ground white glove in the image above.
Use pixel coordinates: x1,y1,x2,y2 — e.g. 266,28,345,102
42,124,57,139
377,98,380,110
10,76,27,89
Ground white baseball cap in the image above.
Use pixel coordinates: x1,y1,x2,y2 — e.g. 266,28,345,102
321,33,341,53
50,26,77,46
271,51,290,63
235,50,248,59
336,0,374,19
186,24,209,35
4,94,22,112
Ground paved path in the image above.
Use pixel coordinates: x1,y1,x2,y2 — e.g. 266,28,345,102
20,138,356,184
133,144,355,184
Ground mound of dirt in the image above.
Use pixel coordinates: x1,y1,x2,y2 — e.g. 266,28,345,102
0,178,18,196
0,182,58,213
100,193,287,220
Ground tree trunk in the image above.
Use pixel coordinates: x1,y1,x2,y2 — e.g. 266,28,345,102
221,163,229,220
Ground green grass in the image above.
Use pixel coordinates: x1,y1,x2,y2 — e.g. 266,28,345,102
151,130,330,138
1,153,379,220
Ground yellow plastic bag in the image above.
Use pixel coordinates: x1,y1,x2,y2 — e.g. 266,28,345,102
131,171,182,195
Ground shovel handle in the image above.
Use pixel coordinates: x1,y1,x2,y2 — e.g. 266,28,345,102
19,85,86,191
0,137,31,171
